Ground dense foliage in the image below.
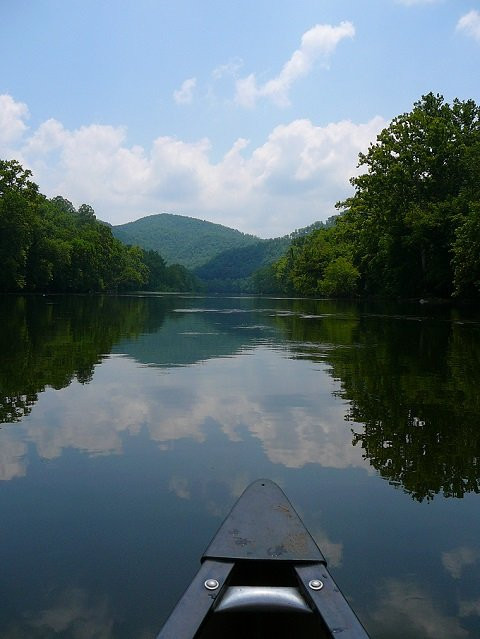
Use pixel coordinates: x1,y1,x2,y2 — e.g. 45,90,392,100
140,248,201,292
194,237,290,292
270,94,480,299
112,213,334,292
0,160,199,293
112,213,259,270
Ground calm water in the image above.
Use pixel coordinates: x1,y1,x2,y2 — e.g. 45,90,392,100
1,294,479,638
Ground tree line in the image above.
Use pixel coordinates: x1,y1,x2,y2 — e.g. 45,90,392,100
264,93,480,300
0,159,200,293
3,93,479,298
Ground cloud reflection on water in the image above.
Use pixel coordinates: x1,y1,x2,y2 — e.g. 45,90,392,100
2,588,116,639
371,578,469,639
0,347,368,481
442,546,480,580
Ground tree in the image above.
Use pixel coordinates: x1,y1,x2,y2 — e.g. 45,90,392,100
0,159,165,293
319,257,359,297
271,224,358,297
0,159,39,199
337,93,480,298
0,160,40,291
452,203,480,297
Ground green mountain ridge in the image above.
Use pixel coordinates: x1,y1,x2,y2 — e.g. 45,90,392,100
112,213,260,270
111,213,330,292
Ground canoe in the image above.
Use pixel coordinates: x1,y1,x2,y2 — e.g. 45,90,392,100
157,479,370,638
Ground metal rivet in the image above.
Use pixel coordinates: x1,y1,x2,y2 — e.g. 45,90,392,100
204,579,219,590
309,579,324,591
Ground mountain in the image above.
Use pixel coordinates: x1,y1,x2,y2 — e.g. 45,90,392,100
112,213,259,270
112,213,330,292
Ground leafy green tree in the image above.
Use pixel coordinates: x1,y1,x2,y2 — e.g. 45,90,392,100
319,257,360,297
0,159,39,199
0,159,160,293
0,160,40,291
251,263,282,294
337,93,480,297
271,225,358,297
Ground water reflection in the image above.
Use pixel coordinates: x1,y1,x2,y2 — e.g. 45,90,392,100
8,588,115,639
370,578,469,639
0,295,170,423
442,546,480,580
0,349,367,481
0,288,479,638
273,304,480,502
1,295,479,505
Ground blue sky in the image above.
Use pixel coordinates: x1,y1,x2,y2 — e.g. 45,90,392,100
1,0,479,237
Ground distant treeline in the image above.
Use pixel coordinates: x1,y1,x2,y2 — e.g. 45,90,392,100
261,93,480,300
3,92,479,298
0,160,200,293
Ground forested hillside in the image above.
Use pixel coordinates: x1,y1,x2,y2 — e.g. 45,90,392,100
112,215,331,292
269,94,480,300
112,213,259,270
194,237,290,293
0,160,199,293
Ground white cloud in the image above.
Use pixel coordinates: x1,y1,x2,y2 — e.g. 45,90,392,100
212,57,243,80
169,475,191,499
0,94,29,151
173,77,197,104
0,93,385,237
235,22,355,108
456,10,480,42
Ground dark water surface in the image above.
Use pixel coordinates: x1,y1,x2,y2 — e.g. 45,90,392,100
1,294,479,638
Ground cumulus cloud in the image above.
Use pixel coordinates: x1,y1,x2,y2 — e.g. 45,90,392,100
456,10,480,42
0,94,29,151
309,528,343,567
235,22,355,108
0,93,385,237
173,77,197,104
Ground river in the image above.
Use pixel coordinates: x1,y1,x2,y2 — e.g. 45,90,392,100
0,293,479,638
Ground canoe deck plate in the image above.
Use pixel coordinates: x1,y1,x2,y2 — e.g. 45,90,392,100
203,479,325,563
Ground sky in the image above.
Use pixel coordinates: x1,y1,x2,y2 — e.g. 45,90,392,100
1,0,479,238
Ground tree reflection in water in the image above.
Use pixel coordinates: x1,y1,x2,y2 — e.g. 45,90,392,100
0,294,170,424
1,295,479,502
275,300,480,502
